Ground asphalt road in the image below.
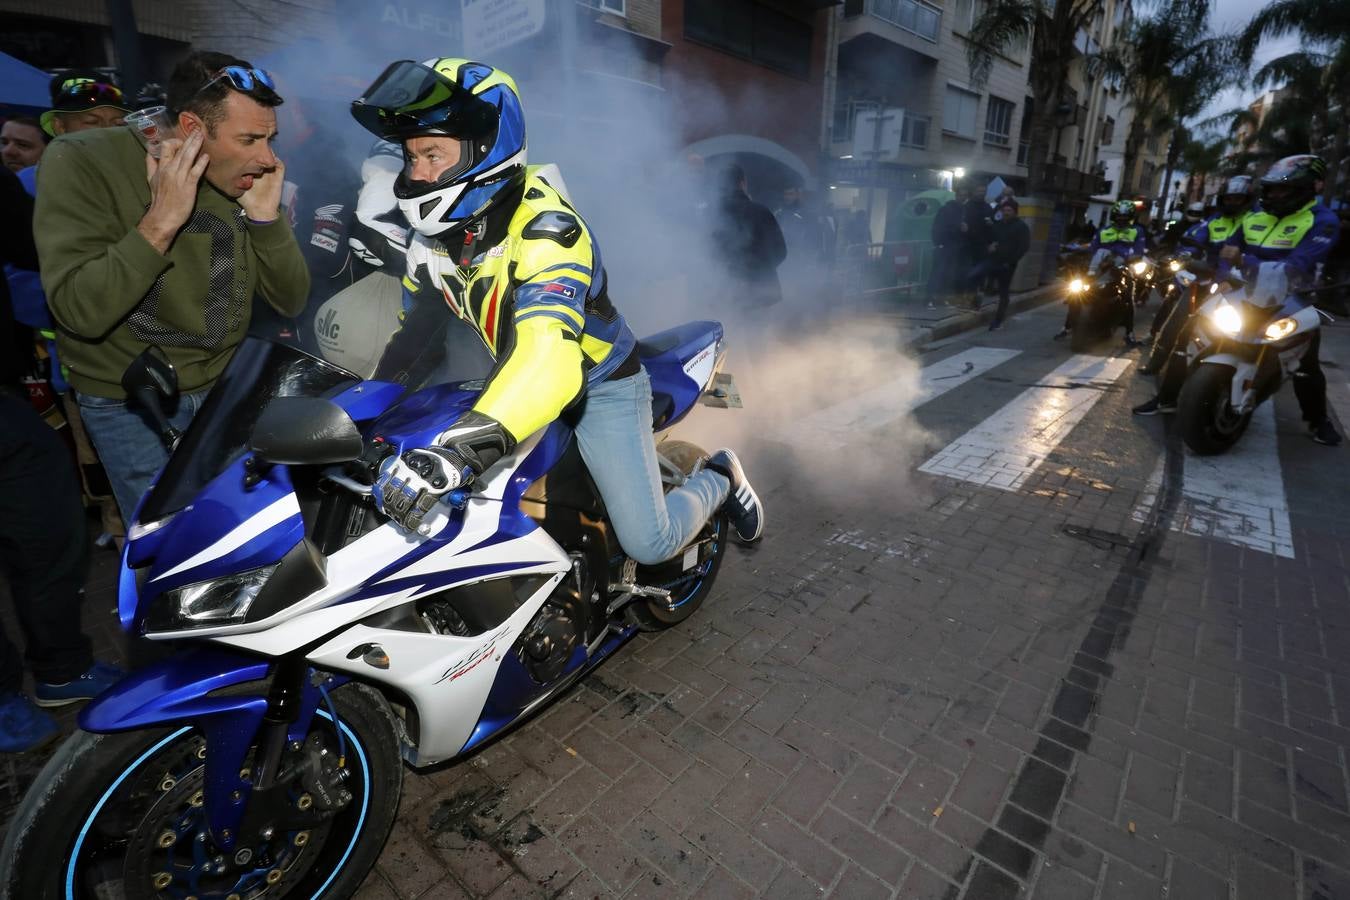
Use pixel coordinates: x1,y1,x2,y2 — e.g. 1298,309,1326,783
4,299,1349,899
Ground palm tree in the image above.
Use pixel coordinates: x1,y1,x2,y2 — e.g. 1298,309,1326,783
1178,133,1233,199
1087,0,1234,199
966,0,1106,195
1239,0,1350,200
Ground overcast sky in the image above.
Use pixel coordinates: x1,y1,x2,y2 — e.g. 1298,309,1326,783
1199,0,1303,132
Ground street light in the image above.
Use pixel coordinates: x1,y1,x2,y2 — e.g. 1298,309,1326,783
954,167,967,179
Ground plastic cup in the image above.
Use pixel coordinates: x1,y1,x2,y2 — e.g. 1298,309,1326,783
125,106,172,158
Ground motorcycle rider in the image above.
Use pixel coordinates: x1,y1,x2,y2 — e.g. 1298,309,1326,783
1055,199,1146,345
1219,155,1341,444
350,58,764,557
1134,159,1340,431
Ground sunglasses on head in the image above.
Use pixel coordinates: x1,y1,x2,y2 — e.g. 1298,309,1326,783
197,66,278,99
56,80,124,106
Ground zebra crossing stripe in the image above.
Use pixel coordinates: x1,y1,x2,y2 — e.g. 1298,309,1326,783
1133,401,1294,559
798,347,1021,450
918,354,1133,491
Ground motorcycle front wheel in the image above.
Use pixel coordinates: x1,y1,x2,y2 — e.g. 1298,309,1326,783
1177,364,1251,455
1,682,402,900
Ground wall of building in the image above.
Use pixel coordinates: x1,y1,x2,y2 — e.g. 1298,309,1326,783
660,0,830,182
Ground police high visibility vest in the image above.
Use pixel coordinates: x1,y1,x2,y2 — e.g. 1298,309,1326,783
1239,202,1316,251
1098,225,1139,244
1207,213,1246,245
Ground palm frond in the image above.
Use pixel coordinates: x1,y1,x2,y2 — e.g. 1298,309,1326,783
966,0,1039,87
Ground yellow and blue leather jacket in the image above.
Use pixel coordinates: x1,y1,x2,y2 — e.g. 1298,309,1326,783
373,165,638,446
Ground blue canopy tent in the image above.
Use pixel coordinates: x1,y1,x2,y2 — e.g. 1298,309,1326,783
0,51,50,119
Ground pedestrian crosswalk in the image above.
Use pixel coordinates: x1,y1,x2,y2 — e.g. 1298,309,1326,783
917,354,1133,491
797,347,1020,451
802,341,1345,562
1131,403,1294,558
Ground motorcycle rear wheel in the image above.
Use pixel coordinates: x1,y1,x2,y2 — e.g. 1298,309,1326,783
1177,364,1251,455
1,682,402,900
626,440,728,631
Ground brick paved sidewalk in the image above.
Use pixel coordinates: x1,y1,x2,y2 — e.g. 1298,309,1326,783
3,317,1348,899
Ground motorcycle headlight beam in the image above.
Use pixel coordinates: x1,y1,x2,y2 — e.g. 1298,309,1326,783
1068,278,1086,294
1209,302,1243,336
1168,260,1183,272
1131,261,1149,276
1263,317,1298,341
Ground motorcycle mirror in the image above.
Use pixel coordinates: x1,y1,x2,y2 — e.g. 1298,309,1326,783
251,397,364,466
121,346,182,451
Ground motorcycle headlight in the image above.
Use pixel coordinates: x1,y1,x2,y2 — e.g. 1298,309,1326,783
146,564,278,632
1069,278,1085,293
1131,261,1149,276
1263,317,1298,341
1209,283,1219,294
1168,259,1183,272
1209,302,1243,336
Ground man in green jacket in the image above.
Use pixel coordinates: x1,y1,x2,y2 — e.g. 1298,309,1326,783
34,51,310,521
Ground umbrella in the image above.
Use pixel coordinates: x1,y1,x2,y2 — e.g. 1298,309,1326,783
0,50,50,118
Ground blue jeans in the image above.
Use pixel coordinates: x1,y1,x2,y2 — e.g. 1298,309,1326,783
76,388,211,523
575,368,729,565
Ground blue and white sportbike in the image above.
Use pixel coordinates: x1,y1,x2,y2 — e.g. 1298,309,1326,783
2,323,735,899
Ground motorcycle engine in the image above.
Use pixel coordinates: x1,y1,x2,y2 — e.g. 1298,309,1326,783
518,559,591,685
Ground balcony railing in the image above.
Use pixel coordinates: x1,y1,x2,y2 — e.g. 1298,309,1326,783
845,0,942,42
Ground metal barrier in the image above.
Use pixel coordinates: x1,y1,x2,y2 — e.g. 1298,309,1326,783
836,241,935,301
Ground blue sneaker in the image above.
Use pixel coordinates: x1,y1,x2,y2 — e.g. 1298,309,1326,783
0,692,59,753
705,449,764,543
34,661,124,708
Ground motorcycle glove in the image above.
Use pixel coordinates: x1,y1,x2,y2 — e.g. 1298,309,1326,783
375,447,474,533
374,412,516,533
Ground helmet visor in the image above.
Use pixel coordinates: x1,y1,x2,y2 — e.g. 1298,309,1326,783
351,60,497,142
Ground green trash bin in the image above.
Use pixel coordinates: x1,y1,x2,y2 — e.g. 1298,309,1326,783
885,189,952,289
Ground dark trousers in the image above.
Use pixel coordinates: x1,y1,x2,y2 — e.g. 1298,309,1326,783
968,260,1016,326
1150,289,1180,336
1292,330,1328,425
0,392,93,692
1156,318,1192,405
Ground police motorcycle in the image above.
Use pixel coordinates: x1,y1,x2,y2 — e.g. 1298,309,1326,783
1140,250,1216,375
1176,263,1324,454
1066,249,1144,352
2,321,737,898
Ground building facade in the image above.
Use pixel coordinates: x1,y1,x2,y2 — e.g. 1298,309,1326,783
823,0,1148,245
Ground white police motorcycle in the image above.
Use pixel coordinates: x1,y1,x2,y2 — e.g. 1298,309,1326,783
1176,263,1325,454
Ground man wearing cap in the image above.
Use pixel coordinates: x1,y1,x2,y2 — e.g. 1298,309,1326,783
5,71,130,545
34,50,309,521
42,70,129,137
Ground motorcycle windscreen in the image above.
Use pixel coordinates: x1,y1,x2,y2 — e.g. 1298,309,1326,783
137,337,360,524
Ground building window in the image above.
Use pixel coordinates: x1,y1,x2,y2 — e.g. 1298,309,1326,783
583,0,626,13
984,96,1014,146
943,85,980,140
685,0,813,78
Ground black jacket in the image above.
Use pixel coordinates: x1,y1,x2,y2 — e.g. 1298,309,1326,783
990,217,1031,267
711,190,787,306
1,168,38,390
932,200,964,247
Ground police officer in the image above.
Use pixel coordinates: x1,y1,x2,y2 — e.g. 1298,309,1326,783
1055,199,1146,344
1220,155,1341,445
